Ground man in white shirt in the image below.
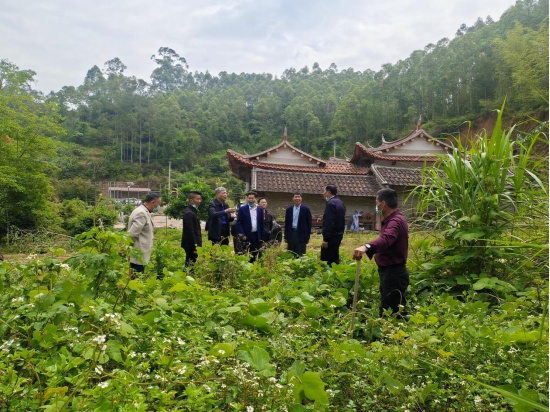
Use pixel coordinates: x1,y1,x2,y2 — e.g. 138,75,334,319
284,192,312,257
236,191,265,262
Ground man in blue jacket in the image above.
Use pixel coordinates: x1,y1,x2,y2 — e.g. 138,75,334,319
321,184,346,266
207,187,236,246
236,191,265,263
284,191,312,257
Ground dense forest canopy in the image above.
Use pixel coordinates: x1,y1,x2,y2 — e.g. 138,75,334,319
0,0,548,232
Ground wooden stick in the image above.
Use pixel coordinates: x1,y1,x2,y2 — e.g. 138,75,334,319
350,258,361,335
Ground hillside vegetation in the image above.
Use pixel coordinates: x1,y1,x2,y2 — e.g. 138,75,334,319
0,1,547,235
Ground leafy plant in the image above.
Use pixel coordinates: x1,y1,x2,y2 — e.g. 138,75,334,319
412,104,548,291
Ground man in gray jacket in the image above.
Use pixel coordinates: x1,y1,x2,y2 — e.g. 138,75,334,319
128,192,161,275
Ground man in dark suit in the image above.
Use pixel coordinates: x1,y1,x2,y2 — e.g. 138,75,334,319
284,191,312,257
236,191,265,263
207,187,236,246
321,184,346,266
181,191,202,266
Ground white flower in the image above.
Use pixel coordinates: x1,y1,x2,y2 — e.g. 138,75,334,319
26,253,38,260
247,406,254,412
129,351,137,358
177,337,185,346
92,335,106,344
60,263,70,270
218,349,225,355
98,381,109,388
95,365,104,375
0,339,15,350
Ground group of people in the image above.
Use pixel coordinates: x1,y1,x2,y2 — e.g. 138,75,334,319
128,186,410,317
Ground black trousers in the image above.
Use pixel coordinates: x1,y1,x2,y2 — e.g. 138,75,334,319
378,264,409,317
184,248,197,266
130,262,145,273
244,232,261,263
287,230,306,256
209,225,231,246
320,235,343,266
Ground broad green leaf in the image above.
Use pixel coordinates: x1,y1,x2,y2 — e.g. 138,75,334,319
237,346,275,377
249,299,271,315
128,279,144,291
43,386,68,402
106,340,123,363
288,360,306,377
382,373,404,394
419,383,438,403
210,343,235,358
297,371,329,405
390,330,408,340
168,282,189,292
118,321,136,337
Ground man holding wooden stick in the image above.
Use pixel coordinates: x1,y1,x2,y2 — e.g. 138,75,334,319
352,188,410,318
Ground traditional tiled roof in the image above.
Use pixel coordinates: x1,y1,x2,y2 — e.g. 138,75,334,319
353,142,442,162
351,127,452,163
227,150,370,175
371,165,424,187
242,137,326,166
253,169,382,197
375,128,453,151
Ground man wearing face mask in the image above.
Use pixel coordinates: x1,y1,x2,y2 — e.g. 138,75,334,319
236,191,265,262
321,184,346,266
181,191,202,266
352,188,409,318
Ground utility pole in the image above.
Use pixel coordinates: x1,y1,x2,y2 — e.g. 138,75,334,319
168,161,172,192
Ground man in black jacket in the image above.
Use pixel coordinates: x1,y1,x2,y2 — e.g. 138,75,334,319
207,187,236,246
284,192,312,257
321,184,346,266
181,191,202,266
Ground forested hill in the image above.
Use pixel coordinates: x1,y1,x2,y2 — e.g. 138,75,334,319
1,0,548,206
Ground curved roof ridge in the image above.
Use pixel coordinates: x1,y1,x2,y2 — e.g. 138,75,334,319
370,128,453,152
242,137,326,166
227,149,370,175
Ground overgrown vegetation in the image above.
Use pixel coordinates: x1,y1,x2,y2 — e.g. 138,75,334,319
412,105,548,293
3,109,547,410
0,228,547,411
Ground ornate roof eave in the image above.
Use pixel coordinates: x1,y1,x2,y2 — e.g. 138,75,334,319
226,149,371,175
242,138,327,166
373,128,453,152
350,142,443,163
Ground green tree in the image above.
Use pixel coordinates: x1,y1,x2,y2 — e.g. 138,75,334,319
0,60,65,234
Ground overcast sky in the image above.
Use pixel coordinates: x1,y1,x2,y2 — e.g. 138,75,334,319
2,0,514,94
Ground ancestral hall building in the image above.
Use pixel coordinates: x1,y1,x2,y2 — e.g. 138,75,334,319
226,124,453,229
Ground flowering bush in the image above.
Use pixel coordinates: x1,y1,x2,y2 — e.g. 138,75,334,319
0,228,547,411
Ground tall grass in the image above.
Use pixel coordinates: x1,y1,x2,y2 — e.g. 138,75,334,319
411,103,548,290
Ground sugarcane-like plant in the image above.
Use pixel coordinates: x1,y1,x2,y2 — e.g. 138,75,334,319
412,103,548,290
